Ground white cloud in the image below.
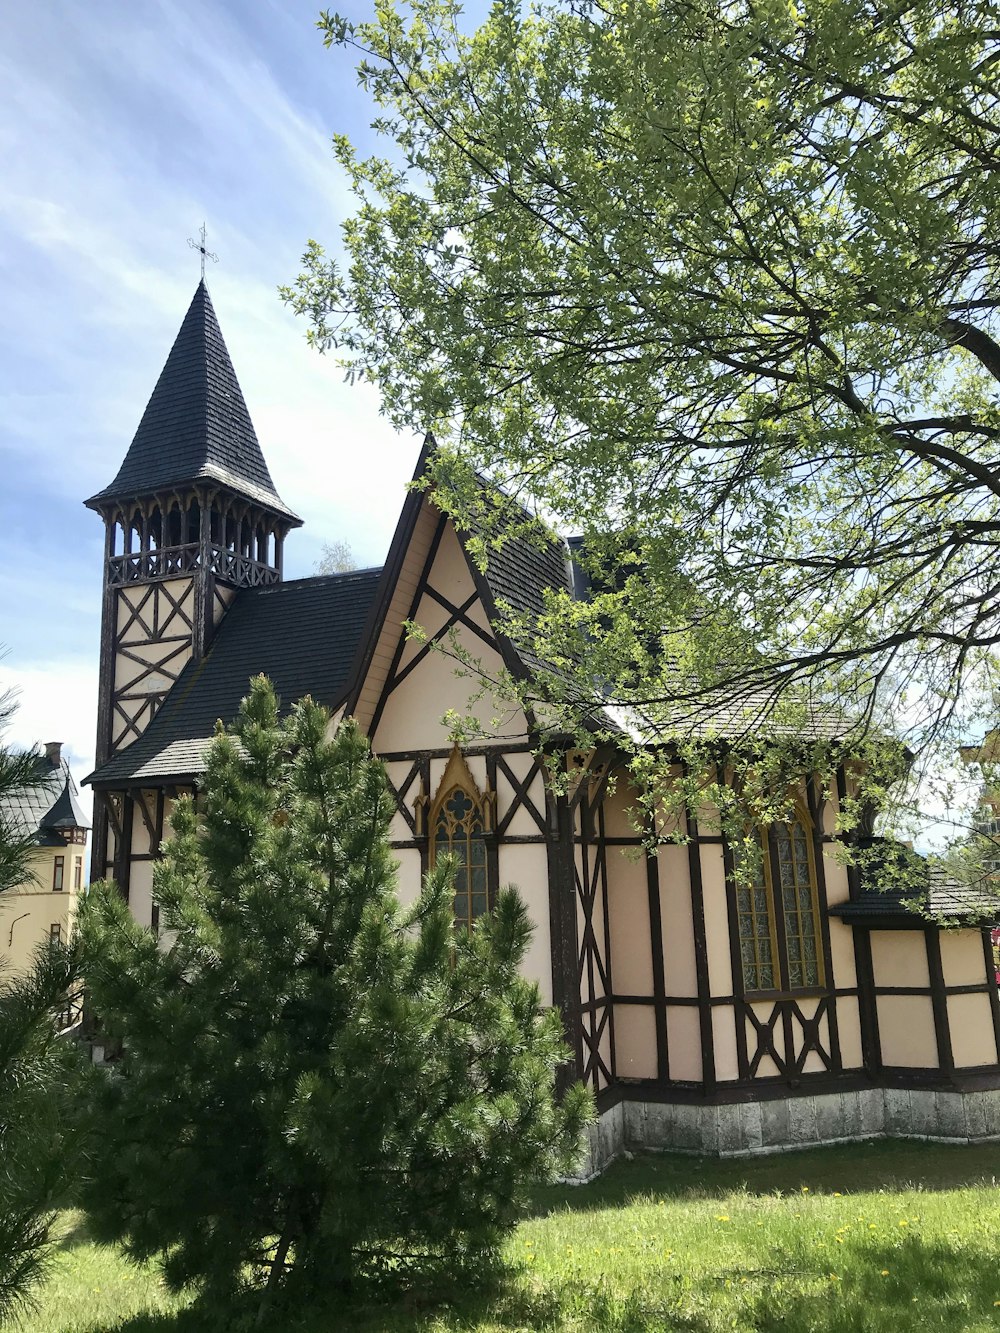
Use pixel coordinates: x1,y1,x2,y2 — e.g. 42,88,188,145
0,661,98,823
0,0,422,766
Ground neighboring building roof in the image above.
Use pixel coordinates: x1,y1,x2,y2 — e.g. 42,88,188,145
0,755,90,846
42,777,91,831
85,281,300,522
87,570,383,786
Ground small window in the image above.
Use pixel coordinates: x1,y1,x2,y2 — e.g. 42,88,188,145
50,923,61,944
52,856,64,892
73,857,83,890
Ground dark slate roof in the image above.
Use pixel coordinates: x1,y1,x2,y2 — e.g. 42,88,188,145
454,482,572,683
479,523,572,625
42,777,91,831
87,569,382,786
0,757,89,845
85,281,299,521
605,689,854,748
468,508,850,745
829,883,997,926
830,845,998,926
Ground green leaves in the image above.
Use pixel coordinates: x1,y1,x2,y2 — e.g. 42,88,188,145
283,0,1000,858
290,0,1000,804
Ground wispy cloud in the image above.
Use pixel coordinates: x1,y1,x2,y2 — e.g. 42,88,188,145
0,1,417,768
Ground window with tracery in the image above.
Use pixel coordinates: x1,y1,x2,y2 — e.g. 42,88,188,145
433,787,489,931
421,746,495,932
775,820,822,988
731,811,824,994
732,836,778,992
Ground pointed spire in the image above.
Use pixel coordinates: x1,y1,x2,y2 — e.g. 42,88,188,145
86,282,300,522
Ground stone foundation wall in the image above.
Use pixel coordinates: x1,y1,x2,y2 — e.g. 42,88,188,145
574,1085,1000,1181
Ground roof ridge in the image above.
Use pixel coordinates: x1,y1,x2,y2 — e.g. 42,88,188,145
273,568,385,588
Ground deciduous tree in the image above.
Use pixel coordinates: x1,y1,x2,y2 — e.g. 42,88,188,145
288,0,1000,787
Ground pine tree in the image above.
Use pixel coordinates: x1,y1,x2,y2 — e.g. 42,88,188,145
0,686,88,1326
0,943,84,1326
80,676,591,1317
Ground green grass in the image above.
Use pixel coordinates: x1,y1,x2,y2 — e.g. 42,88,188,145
24,1140,1000,1332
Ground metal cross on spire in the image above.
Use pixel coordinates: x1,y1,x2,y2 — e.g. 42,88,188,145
187,222,218,280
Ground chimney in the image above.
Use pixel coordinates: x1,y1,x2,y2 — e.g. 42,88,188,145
44,741,63,768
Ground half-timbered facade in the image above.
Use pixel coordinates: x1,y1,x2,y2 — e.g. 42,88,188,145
85,283,1000,1173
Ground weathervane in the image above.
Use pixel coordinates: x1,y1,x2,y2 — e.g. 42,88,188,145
187,222,218,280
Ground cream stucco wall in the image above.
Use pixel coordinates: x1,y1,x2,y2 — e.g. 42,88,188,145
713,1006,740,1081
113,578,195,694
871,931,930,989
372,524,528,752
949,991,999,1067
614,1005,658,1080
837,995,864,1069
940,930,989,988
665,1004,702,1081
497,841,553,1005
0,842,83,979
606,848,651,995
700,846,732,996
659,844,697,997
877,994,939,1067
827,919,858,990
129,859,155,931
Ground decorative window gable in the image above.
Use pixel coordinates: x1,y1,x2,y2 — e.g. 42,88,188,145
417,745,495,932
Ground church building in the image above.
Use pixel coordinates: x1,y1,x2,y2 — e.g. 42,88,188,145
84,281,1000,1171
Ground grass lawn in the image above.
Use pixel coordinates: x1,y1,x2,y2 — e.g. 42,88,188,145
27,1139,1000,1332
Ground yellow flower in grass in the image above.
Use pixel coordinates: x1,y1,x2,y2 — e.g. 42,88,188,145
898,1220,909,1228
881,1270,890,1277
716,1214,730,1222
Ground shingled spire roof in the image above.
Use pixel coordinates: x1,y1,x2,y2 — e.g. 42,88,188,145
85,281,300,521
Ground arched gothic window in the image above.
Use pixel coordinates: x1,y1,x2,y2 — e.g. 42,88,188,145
423,747,495,932
731,809,824,994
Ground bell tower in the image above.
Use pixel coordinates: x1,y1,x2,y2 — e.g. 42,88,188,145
85,279,301,877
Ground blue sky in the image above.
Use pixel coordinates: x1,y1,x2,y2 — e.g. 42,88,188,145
0,0,424,804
